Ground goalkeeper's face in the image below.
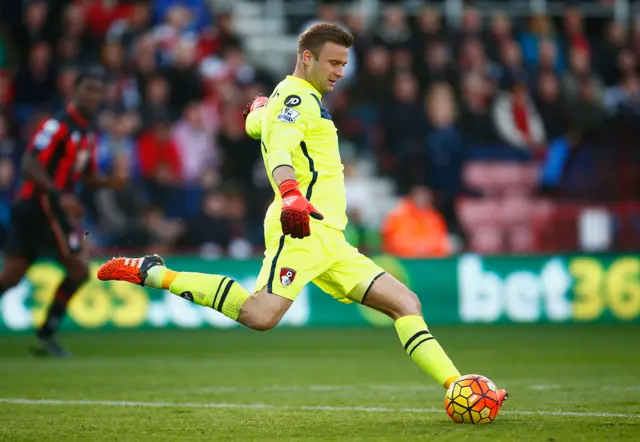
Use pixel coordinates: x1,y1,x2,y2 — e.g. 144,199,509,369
308,42,349,94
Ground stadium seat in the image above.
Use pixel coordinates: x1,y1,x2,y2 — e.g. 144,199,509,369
464,161,541,196
500,196,535,226
508,225,535,253
463,162,499,194
468,226,504,254
457,199,502,229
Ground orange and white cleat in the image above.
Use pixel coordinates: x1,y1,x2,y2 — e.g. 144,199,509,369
497,388,509,406
97,255,165,286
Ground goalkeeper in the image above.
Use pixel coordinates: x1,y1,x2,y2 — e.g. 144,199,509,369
98,23,508,402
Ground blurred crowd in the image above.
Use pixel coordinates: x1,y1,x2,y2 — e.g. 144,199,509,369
0,0,638,258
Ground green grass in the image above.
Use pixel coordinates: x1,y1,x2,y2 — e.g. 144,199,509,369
1,325,639,441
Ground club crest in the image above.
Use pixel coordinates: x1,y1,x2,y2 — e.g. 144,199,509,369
280,268,296,287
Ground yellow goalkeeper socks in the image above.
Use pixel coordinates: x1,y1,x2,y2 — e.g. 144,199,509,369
395,315,461,388
145,267,249,321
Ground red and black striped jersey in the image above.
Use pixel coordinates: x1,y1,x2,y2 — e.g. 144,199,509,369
17,105,97,200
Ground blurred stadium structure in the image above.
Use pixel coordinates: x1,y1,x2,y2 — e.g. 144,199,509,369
0,0,638,260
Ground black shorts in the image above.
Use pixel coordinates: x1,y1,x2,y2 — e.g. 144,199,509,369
3,197,83,263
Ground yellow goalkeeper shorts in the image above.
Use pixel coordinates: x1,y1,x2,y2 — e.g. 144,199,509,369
254,218,385,303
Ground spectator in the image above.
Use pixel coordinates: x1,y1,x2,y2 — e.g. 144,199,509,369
423,82,469,240
497,39,528,88
0,155,14,248
84,0,133,40
561,4,590,57
534,72,567,142
458,72,500,147
539,126,581,195
530,39,562,87
56,37,83,66
165,38,204,116
101,40,125,78
344,8,374,74
152,0,213,33
383,72,424,186
566,78,607,135
349,46,392,108
50,64,79,114
562,46,605,104
13,41,56,109
615,48,637,83
597,20,628,86
138,110,182,206
154,5,197,64
484,11,513,63
415,40,454,93
200,44,276,92
180,190,231,257
96,110,139,177
140,74,171,126
455,6,483,51
492,76,545,150
60,3,96,62
457,38,499,84
93,154,148,248
382,185,450,258
171,101,218,185
604,73,640,121
140,205,185,255
410,7,445,61
132,33,159,105
0,114,17,164
391,47,413,76
107,0,153,57
631,16,640,60
217,108,260,194
374,4,411,51
0,72,19,139
519,14,563,70
225,190,263,257
196,11,241,61
11,0,56,60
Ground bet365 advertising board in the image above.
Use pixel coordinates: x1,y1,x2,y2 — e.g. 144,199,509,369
0,253,638,333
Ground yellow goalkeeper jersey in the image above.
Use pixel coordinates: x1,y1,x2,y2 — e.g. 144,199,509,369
246,75,347,231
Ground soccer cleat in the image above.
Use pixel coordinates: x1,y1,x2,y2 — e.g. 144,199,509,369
31,335,71,358
497,388,509,406
97,254,165,286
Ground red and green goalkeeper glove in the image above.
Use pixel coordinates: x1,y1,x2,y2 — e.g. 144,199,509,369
243,95,268,120
278,179,324,239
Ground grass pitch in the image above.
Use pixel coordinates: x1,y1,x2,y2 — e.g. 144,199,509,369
1,325,639,441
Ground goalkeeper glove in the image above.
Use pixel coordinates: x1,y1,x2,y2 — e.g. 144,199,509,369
278,179,324,239
243,95,268,120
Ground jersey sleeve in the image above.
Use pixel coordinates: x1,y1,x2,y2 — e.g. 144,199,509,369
27,118,69,166
245,107,263,140
262,92,316,174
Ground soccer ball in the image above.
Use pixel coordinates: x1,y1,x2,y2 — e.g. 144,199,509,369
444,374,501,424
